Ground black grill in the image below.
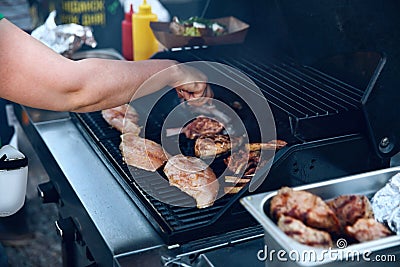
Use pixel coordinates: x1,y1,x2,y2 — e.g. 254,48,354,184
72,45,381,246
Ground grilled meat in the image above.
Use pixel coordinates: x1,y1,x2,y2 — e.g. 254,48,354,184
163,154,219,208
278,215,333,248
181,116,224,139
245,140,287,151
345,218,392,242
225,140,286,176
101,104,141,135
120,133,169,172
326,195,374,229
270,187,340,234
224,149,265,176
194,134,243,158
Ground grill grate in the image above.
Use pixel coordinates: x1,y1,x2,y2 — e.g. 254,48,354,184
74,112,241,240
153,46,365,140
72,46,367,244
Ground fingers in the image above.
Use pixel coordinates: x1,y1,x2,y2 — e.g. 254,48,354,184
176,84,214,106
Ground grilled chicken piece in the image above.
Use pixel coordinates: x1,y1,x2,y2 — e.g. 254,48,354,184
278,215,333,248
164,154,219,208
101,104,141,135
270,187,340,234
326,195,374,229
181,116,224,139
120,133,169,172
346,218,392,242
194,134,242,158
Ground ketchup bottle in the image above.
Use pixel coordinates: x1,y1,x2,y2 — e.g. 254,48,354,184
122,4,134,60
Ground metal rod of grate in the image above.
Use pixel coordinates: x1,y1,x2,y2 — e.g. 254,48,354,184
186,49,363,119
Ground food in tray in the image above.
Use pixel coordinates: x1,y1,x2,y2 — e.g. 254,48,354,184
278,215,333,248
326,195,374,229
169,16,227,37
345,218,392,242
269,187,394,248
120,133,169,172
101,104,141,135
194,134,243,158
164,154,219,209
371,172,400,235
270,187,341,234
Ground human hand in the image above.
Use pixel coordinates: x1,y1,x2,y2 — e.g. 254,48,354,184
170,63,214,106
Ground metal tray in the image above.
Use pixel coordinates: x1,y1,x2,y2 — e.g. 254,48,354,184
241,167,400,266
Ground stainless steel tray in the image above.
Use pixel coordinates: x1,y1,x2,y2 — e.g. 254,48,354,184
241,167,400,266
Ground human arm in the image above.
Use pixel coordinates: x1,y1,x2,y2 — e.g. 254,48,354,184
0,18,211,112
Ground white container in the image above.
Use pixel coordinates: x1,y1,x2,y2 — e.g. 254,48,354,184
0,145,28,217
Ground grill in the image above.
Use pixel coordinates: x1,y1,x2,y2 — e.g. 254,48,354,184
71,45,387,247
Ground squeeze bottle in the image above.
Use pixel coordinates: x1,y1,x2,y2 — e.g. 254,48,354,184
133,0,158,61
122,4,134,60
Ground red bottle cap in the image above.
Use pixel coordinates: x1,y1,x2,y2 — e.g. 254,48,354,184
125,4,134,22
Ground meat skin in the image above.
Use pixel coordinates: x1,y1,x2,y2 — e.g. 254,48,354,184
164,154,219,208
120,133,169,172
102,104,141,135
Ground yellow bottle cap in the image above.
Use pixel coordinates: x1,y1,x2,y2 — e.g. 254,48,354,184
139,0,152,14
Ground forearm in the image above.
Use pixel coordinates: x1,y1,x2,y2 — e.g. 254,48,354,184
0,18,179,112
66,58,178,112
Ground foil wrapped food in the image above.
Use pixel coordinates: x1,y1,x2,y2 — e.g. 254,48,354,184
371,172,400,234
31,11,97,57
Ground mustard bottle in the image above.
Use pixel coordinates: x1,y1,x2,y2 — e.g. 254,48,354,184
133,0,158,61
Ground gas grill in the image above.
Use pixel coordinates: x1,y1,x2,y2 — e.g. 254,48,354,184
71,44,388,248
14,1,400,266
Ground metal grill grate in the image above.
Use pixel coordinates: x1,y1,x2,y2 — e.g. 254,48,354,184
74,112,240,240
153,46,364,140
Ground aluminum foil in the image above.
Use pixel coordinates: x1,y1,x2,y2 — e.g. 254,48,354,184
31,11,97,57
371,172,400,234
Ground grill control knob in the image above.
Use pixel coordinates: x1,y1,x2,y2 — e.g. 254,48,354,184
37,181,59,203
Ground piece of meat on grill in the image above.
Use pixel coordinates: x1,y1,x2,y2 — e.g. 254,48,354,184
278,215,333,248
345,218,392,242
194,134,243,158
163,154,219,208
245,140,287,151
101,104,141,135
326,195,374,229
270,187,340,234
224,140,287,176
181,116,225,139
120,133,169,172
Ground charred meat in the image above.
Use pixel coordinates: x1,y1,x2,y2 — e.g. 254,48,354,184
326,195,374,229
102,104,141,135
120,133,169,172
194,134,243,158
164,154,219,208
225,140,287,176
270,187,340,234
181,116,225,139
345,218,392,242
278,215,333,248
